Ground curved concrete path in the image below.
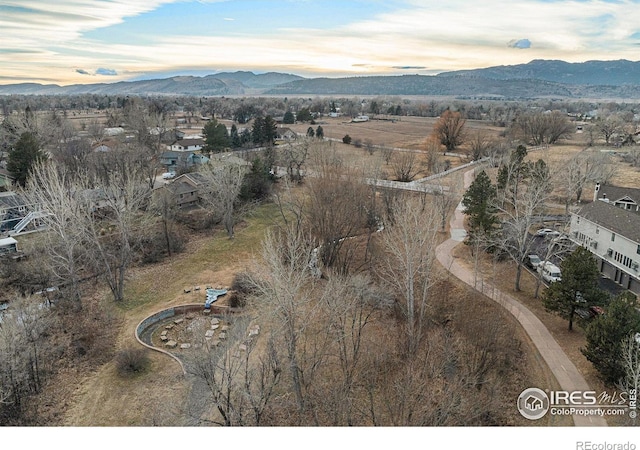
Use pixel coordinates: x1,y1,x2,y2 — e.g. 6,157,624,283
435,168,607,427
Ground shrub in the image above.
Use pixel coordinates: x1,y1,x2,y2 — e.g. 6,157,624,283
138,230,187,264
231,271,257,296
227,292,246,308
342,134,352,144
228,271,258,308
115,347,150,376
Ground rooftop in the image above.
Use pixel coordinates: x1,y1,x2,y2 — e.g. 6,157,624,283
575,199,640,243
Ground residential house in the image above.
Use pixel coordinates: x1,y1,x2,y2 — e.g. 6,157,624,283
275,127,298,142
0,236,18,255
91,139,119,153
156,172,210,209
160,151,209,174
0,191,40,234
169,138,205,153
0,191,29,217
104,127,125,137
569,184,640,296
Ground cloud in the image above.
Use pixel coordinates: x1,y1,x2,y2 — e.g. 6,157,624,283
223,17,235,21
95,68,118,76
76,68,90,75
508,38,532,49
3,0,640,84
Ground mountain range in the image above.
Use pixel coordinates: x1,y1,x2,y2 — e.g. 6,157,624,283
2,60,640,98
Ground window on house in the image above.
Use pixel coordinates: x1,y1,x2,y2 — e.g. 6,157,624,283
637,244,640,255
595,227,599,234
611,233,616,242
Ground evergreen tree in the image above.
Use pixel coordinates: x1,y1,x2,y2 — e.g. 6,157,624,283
240,157,273,202
7,131,47,187
306,127,315,138
252,117,265,145
296,108,313,122
315,126,324,139
497,145,529,205
461,170,498,239
240,128,251,146
543,246,608,331
263,115,277,146
202,119,229,155
230,124,241,148
496,164,509,191
283,111,295,124
582,293,640,384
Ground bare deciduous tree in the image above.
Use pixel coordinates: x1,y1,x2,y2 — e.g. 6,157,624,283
433,172,463,232
391,151,420,182
557,151,618,213
380,146,394,165
432,110,466,153
305,148,369,272
378,195,440,354
26,161,87,306
596,114,625,145
469,130,494,161
248,226,317,417
186,315,281,426
281,138,310,182
198,161,248,238
512,110,573,145
495,159,552,291
81,169,151,302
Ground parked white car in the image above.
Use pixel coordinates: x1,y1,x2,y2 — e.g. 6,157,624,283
535,228,560,237
537,261,562,283
162,172,175,180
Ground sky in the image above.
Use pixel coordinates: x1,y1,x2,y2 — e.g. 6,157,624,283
1,0,640,86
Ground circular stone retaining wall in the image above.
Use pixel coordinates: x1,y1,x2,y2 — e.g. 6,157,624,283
135,304,230,375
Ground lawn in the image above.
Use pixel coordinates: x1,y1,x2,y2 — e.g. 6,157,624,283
120,202,282,312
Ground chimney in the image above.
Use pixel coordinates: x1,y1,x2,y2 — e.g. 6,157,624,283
593,182,601,202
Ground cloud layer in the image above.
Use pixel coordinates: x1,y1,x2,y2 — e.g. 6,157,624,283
1,0,639,85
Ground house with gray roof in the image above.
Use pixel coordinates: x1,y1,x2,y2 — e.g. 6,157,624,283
154,172,210,209
168,138,204,152
569,184,640,296
160,151,209,173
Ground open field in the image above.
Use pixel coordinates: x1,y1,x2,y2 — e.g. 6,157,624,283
285,115,505,151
